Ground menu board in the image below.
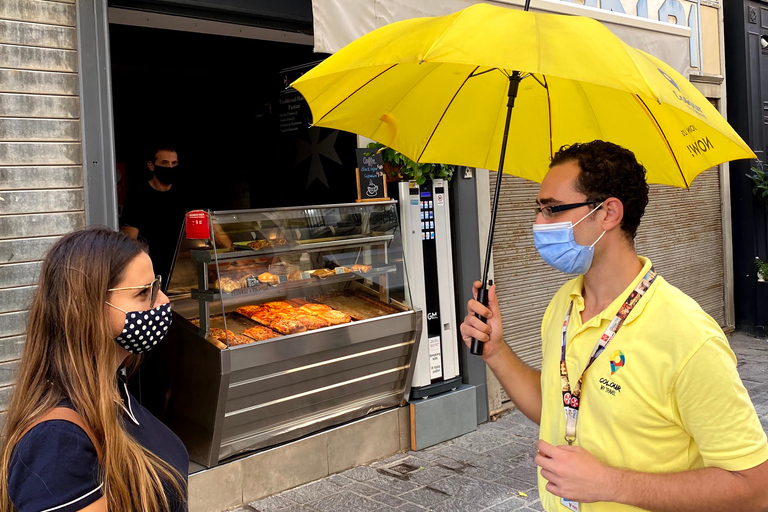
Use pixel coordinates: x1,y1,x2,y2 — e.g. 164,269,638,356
355,148,388,202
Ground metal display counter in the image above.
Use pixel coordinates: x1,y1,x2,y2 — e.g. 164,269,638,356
140,201,421,468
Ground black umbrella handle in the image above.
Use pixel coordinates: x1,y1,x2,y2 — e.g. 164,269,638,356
470,280,492,355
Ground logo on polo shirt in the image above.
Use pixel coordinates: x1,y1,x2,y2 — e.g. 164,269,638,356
610,350,625,375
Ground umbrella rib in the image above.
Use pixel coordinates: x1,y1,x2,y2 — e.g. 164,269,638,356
544,75,553,159
634,95,689,189
315,64,398,125
469,68,498,78
416,65,480,163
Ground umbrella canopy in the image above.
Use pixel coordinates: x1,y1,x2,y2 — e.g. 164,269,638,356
292,3,754,188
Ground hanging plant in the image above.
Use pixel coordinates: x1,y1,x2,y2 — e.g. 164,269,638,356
367,142,455,185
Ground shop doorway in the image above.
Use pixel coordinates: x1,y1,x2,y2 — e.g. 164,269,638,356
109,22,359,218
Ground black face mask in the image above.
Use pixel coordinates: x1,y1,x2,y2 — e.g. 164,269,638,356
153,165,178,185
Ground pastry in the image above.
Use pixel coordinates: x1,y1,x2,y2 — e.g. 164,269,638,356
320,310,352,325
270,318,307,335
247,240,270,250
299,303,333,316
243,325,281,341
293,313,331,330
214,277,240,293
258,272,279,285
250,310,286,327
351,264,372,273
312,268,335,278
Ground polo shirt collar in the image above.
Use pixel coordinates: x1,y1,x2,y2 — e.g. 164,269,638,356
568,256,656,331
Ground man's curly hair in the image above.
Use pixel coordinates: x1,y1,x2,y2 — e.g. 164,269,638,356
550,141,649,240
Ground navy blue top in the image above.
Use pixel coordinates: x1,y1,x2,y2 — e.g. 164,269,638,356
8,380,188,512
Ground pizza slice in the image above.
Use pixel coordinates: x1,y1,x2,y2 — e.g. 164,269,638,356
228,334,257,346
263,301,294,311
243,325,281,341
293,313,331,330
270,318,307,335
319,310,352,325
299,303,333,316
236,305,266,318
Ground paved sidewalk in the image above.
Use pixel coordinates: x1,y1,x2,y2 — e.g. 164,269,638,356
226,332,768,512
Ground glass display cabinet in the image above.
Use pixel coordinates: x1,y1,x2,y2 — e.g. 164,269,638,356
139,200,422,468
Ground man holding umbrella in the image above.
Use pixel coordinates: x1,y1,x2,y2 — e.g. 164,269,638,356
460,140,768,512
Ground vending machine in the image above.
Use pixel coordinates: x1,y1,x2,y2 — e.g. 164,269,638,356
399,179,463,399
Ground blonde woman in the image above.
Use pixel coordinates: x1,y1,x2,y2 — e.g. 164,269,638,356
0,227,188,512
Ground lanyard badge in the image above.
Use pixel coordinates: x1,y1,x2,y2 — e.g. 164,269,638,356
559,268,657,445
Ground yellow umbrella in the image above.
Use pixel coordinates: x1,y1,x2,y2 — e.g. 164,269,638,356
292,3,754,353
293,3,752,186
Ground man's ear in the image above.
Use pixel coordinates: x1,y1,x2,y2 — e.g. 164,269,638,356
600,197,624,232
147,161,155,172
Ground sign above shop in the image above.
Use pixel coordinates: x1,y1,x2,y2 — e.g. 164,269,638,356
355,148,388,202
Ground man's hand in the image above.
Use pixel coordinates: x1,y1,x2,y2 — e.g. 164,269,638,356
535,440,619,504
459,282,506,360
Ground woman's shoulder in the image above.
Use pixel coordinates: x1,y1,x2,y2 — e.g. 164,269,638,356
9,420,102,512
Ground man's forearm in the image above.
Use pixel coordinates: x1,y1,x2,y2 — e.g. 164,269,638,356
611,466,767,512
485,344,542,424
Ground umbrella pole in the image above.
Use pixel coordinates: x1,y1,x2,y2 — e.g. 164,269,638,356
470,71,522,356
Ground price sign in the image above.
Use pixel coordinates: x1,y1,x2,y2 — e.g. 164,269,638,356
185,210,210,239
355,148,388,202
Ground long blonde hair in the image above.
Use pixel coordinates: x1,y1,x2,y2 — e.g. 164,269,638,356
0,227,185,511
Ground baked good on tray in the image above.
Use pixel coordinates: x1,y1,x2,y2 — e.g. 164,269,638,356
299,303,333,316
236,305,267,318
251,309,287,327
319,310,352,325
312,268,335,278
258,272,279,285
293,313,331,330
228,334,256,346
243,325,281,341
263,301,294,311
270,318,307,335
247,240,270,250
351,264,372,273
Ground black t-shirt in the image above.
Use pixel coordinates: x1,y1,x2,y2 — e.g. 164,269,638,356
8,380,189,512
121,180,190,285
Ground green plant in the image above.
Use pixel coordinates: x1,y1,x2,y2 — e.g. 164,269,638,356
756,257,768,281
746,166,768,203
367,142,454,185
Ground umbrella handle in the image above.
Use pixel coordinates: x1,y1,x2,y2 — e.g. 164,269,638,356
470,281,491,355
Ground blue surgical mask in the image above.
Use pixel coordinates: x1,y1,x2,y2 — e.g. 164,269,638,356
532,203,606,274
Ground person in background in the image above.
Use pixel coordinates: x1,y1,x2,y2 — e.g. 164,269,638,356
460,140,768,512
0,227,188,512
121,143,188,285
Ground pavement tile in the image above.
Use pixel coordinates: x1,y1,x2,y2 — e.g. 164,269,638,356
281,480,342,505
325,474,353,487
494,476,537,493
341,465,380,482
365,474,423,495
371,453,411,468
407,465,456,485
501,465,539,486
345,482,382,497
397,503,427,511
432,445,483,464
308,490,381,512
460,464,500,482
400,487,451,508
248,495,298,511
428,475,513,508
370,493,409,508
485,496,528,511
434,497,483,512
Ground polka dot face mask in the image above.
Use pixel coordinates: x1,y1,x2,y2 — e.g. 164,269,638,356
106,302,172,354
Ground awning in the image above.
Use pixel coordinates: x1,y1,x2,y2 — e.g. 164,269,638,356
311,0,692,76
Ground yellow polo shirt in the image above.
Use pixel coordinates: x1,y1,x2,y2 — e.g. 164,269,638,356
538,257,768,512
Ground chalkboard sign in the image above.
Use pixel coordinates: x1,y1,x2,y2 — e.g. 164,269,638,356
355,148,388,202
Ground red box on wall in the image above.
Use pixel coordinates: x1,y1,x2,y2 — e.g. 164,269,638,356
186,210,210,239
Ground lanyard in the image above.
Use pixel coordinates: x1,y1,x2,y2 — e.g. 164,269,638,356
560,267,657,445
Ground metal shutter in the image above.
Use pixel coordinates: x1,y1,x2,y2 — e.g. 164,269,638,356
490,166,726,373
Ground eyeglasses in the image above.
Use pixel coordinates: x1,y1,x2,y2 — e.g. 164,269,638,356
535,201,599,219
108,275,162,307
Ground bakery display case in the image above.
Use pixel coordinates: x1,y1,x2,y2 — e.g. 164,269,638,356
140,200,422,468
